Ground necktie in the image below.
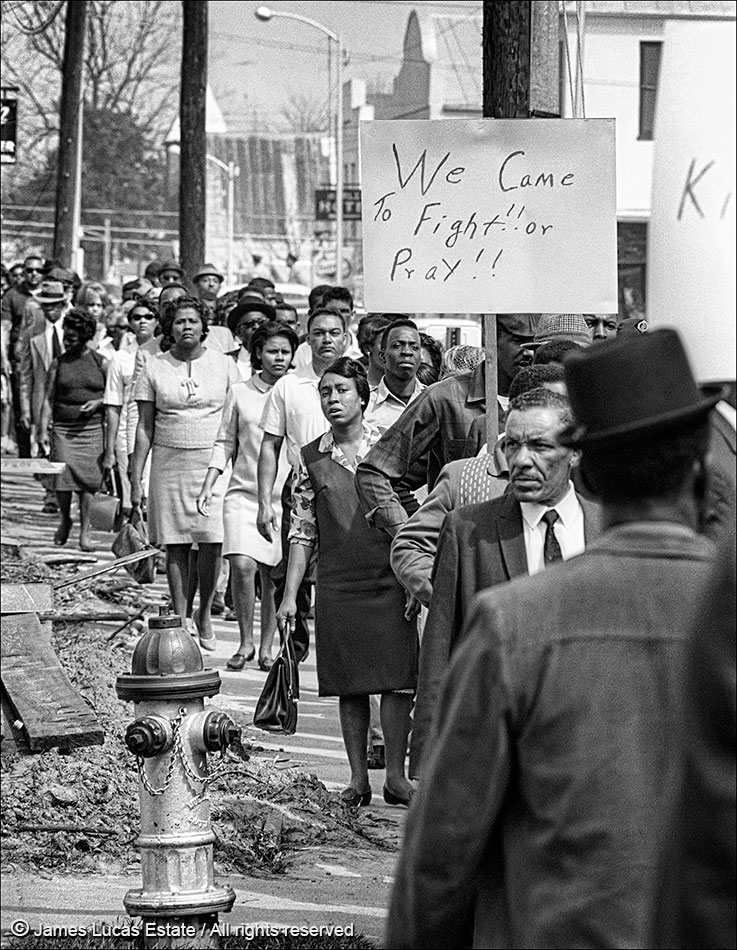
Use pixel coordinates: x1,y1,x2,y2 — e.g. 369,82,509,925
52,328,62,359
542,510,563,564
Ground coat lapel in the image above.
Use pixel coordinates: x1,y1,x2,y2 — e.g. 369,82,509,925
497,494,528,579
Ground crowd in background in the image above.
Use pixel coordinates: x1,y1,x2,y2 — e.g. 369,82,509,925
1,249,734,948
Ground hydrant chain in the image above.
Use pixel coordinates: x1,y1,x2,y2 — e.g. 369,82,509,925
136,709,186,797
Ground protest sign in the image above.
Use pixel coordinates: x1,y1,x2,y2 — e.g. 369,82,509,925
360,119,617,314
647,22,736,383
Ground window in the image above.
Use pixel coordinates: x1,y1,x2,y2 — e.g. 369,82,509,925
639,41,662,140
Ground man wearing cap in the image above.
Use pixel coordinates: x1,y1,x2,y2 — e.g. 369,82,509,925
158,259,186,286
18,282,67,507
193,264,224,314
386,329,718,949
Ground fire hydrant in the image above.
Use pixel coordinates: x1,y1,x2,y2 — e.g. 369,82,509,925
117,608,239,948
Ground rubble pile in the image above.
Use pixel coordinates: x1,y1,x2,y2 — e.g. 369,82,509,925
1,551,400,876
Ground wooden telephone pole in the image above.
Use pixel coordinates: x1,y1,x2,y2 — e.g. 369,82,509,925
179,0,208,278
53,0,87,270
481,1,559,445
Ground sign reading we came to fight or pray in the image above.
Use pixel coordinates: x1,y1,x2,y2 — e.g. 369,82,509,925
360,119,617,314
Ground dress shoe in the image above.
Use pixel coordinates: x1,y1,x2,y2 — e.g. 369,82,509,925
341,785,372,808
383,784,414,807
367,744,386,770
226,646,255,671
210,593,225,616
258,656,274,672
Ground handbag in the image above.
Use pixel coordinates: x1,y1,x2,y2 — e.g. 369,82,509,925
111,507,157,585
253,621,299,735
89,473,122,532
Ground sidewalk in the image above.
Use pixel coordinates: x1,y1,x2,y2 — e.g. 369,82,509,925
2,842,395,945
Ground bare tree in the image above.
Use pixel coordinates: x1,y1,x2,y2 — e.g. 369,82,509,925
280,91,329,133
1,0,180,181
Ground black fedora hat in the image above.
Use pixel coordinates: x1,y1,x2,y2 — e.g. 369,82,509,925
227,297,276,334
560,328,722,447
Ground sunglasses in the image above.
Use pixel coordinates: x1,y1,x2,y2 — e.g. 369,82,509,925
25,268,44,274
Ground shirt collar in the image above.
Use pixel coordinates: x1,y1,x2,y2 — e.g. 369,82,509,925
250,372,272,393
520,481,579,530
374,376,425,407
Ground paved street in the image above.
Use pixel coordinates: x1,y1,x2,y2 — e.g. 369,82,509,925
0,470,407,945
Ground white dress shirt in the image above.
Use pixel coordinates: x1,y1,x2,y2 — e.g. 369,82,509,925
519,482,585,576
259,363,328,469
44,322,64,361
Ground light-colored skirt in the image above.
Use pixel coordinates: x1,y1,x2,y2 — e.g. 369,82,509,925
222,488,282,565
148,444,224,546
52,417,104,492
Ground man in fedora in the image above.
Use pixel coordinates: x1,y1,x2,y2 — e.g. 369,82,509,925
18,280,69,511
387,329,719,949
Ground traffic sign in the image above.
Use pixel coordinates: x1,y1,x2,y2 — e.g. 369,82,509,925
1,87,18,165
315,187,362,221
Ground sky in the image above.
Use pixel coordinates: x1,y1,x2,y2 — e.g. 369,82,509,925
208,0,482,133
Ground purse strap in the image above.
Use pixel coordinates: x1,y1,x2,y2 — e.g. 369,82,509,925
277,620,298,699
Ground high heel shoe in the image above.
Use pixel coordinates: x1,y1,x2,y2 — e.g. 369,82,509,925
383,784,414,807
258,656,273,672
193,608,217,653
340,785,372,808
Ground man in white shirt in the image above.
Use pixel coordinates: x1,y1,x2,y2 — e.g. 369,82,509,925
257,307,348,660
366,319,425,433
409,387,602,777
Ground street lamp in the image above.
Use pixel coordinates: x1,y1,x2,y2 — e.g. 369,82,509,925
255,5,344,283
167,144,240,285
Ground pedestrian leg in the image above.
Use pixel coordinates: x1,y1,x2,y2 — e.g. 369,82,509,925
339,695,371,795
165,543,191,620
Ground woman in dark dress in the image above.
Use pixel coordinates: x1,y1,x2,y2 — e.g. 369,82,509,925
277,358,417,809
38,309,107,551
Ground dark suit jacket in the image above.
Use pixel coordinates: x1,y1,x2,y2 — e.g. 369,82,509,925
388,523,715,950
409,490,602,778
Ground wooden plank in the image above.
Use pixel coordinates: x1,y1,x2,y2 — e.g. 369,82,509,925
51,547,158,589
1,614,104,751
1,584,54,615
0,459,66,475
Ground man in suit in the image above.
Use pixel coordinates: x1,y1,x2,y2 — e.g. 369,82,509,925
410,387,602,777
386,329,719,949
18,281,67,449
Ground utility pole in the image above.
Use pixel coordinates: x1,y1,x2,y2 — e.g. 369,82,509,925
179,1,208,279
53,0,87,270
481,1,559,446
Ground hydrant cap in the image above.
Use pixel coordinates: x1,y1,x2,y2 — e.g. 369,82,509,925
116,613,222,701
131,623,204,676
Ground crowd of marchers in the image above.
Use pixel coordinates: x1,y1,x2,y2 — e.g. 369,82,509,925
1,251,734,949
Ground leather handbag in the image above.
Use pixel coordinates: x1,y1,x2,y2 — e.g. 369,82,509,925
111,507,157,584
253,621,299,735
89,473,121,532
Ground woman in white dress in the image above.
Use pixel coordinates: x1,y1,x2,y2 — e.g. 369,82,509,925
198,322,299,671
